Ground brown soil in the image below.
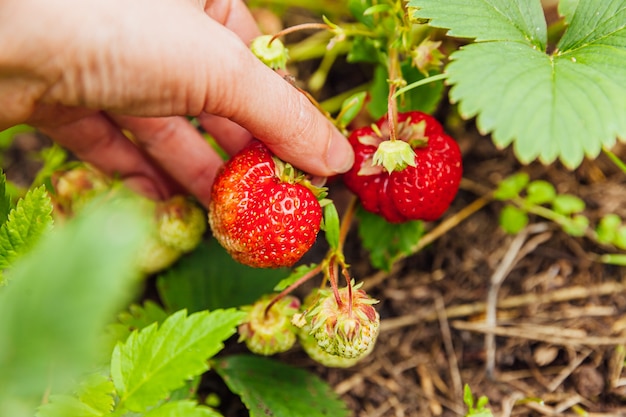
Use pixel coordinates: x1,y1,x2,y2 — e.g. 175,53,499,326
279,128,626,417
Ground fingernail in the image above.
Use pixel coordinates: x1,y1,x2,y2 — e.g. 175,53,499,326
326,132,354,173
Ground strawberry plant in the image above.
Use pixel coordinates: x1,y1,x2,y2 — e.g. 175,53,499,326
2,0,626,416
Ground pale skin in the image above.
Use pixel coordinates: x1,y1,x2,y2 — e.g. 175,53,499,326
0,0,354,207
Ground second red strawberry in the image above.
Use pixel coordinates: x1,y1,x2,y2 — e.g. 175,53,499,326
343,111,463,223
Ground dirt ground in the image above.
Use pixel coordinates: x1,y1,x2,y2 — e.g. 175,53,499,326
254,124,625,417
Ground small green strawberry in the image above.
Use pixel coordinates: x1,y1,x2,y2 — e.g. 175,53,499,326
155,195,206,252
238,295,301,356
135,231,183,275
49,164,110,219
294,283,380,359
250,34,289,70
136,196,206,274
208,141,325,268
298,323,373,368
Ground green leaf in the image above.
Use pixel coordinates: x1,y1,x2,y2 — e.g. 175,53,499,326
31,144,68,187
409,0,547,47
363,4,391,15
322,202,340,249
493,172,530,200
596,213,622,244
157,240,287,313
0,171,12,225
117,300,169,331
37,373,116,417
102,301,170,361
411,0,626,169
37,395,106,417
525,180,556,205
0,124,34,149
551,194,586,215
0,198,148,416
0,185,53,282
562,214,589,237
348,0,375,28
499,205,529,234
558,0,579,22
111,308,245,412
463,384,474,409
142,400,223,417
613,225,626,249
356,205,425,271
213,355,349,417
336,91,367,129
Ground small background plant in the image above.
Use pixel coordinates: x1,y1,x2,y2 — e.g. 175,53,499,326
1,0,626,416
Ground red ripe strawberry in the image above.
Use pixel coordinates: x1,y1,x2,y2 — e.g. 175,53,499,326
209,141,324,268
343,111,462,223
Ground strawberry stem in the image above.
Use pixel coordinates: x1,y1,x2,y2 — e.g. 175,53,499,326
327,259,343,308
386,47,401,142
342,267,354,317
264,263,323,318
270,23,332,45
337,196,358,253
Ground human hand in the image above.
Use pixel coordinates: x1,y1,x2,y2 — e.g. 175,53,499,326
0,0,354,207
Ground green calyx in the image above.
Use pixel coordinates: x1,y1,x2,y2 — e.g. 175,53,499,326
372,140,417,174
250,35,289,70
297,283,380,360
272,156,328,202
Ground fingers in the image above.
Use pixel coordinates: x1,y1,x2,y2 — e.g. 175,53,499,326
197,113,253,155
110,114,224,208
201,0,355,176
34,109,181,200
202,51,355,176
202,0,261,44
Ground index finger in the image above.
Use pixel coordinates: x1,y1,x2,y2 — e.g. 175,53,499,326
198,0,355,175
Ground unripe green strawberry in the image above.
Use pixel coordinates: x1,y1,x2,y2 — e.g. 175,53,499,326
238,295,301,356
250,34,289,70
135,233,183,275
49,165,110,219
136,196,206,274
155,196,206,252
209,141,324,268
296,283,380,359
298,323,373,368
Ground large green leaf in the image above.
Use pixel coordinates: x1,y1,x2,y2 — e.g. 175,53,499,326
410,0,547,46
0,185,53,282
213,355,349,417
110,308,245,412
410,0,626,169
156,240,287,313
0,199,148,417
